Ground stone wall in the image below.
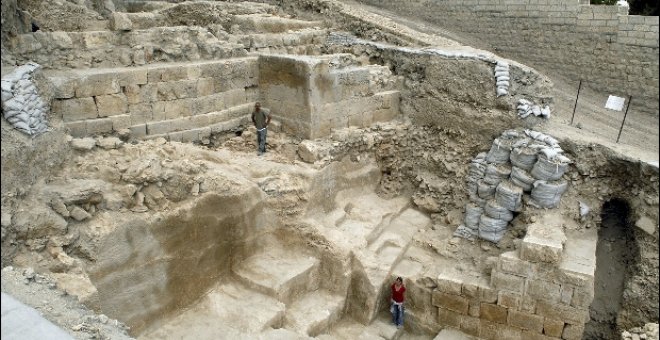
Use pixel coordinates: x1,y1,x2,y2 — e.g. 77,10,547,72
405,217,597,340
48,58,259,142
259,53,400,139
354,0,659,114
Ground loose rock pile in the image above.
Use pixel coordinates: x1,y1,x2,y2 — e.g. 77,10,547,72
622,323,659,340
455,129,572,242
1,62,50,136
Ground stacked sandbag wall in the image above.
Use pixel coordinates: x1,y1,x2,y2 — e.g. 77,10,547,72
455,129,572,242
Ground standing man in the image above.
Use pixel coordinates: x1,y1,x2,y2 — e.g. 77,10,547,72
391,276,406,329
251,102,272,155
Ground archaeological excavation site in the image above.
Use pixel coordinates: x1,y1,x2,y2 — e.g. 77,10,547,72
1,0,658,339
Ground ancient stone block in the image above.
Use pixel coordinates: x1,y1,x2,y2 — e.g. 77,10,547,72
561,323,584,340
527,279,562,303
65,121,86,138
181,129,200,143
480,286,499,304
435,273,465,295
543,318,565,338
129,124,147,139
86,118,113,135
196,78,215,97
560,285,574,305
520,222,566,264
499,251,537,277
508,309,544,333
497,290,521,309
96,93,128,117
76,74,120,98
461,315,481,337
491,270,525,293
110,114,132,131
437,307,462,328
53,98,98,122
432,292,469,314
147,120,172,135
148,66,188,83
536,300,589,325
117,69,148,87
570,286,594,308
110,12,133,31
522,330,557,340
480,303,508,324
164,98,196,120
156,80,197,101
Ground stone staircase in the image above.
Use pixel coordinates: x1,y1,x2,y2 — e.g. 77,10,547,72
304,184,430,327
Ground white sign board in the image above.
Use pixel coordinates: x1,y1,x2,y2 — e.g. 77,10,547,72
605,95,626,111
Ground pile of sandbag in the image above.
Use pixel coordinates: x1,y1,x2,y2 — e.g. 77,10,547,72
1,62,49,136
494,61,510,97
517,99,551,119
455,129,572,242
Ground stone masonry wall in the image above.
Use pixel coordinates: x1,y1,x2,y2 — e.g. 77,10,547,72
48,58,259,142
415,218,597,340
259,54,400,139
354,0,659,114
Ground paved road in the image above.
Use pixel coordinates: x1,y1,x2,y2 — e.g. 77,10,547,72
1,292,73,340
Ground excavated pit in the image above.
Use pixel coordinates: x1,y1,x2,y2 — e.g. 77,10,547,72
1,0,659,339
585,198,640,340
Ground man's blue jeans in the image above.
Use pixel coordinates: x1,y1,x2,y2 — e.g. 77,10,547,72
391,302,404,327
257,128,267,154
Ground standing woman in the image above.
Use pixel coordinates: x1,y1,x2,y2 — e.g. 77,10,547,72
391,276,406,328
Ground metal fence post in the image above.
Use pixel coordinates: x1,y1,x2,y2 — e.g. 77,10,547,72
571,80,582,125
616,96,633,143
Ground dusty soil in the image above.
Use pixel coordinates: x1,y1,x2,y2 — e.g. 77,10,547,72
1,265,132,340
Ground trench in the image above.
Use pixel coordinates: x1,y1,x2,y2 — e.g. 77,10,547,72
83,157,432,339
584,198,638,340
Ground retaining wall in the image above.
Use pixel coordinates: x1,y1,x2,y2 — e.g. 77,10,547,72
354,0,659,114
48,58,259,142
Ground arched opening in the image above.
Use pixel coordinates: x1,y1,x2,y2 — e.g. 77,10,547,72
584,198,639,340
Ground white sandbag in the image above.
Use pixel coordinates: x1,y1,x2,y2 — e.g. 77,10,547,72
469,192,487,207
496,80,510,87
495,71,508,78
484,199,514,222
495,180,523,212
454,224,477,239
478,180,497,199
464,203,484,229
478,214,509,243
541,106,551,117
497,88,508,97
510,147,537,171
497,76,510,82
532,105,542,116
531,180,569,208
484,163,512,185
486,138,512,164
531,154,569,181
510,166,536,192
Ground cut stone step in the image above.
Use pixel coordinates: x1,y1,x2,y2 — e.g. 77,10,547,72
284,290,345,337
138,282,284,339
360,316,403,340
233,249,320,305
433,328,477,340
